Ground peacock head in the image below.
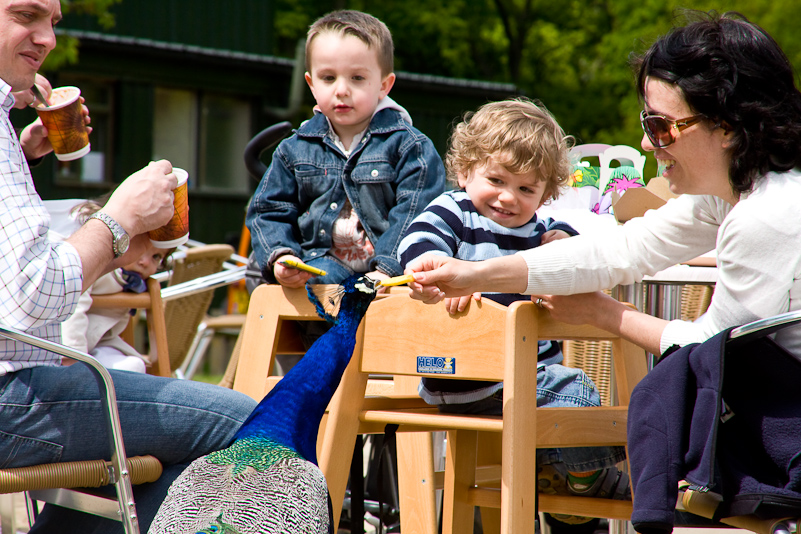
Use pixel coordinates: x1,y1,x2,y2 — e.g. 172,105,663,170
307,274,379,324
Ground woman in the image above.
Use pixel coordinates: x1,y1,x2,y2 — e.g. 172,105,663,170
407,10,801,360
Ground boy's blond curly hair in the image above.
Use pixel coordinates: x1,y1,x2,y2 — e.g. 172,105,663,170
306,10,394,76
445,97,574,202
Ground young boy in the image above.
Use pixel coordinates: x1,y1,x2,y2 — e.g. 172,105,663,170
398,98,629,528
246,9,445,290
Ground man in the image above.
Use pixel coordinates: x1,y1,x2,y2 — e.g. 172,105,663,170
0,1,257,532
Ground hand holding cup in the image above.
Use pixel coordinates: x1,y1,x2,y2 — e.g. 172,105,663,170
32,86,91,161
148,168,190,247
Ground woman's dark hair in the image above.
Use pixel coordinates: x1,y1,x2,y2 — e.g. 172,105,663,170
632,10,801,193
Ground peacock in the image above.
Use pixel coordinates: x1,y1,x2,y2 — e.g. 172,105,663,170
148,274,379,534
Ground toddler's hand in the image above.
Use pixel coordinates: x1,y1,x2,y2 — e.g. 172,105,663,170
541,229,571,245
274,255,314,288
443,293,481,314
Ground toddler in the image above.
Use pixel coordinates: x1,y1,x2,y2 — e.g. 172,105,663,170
61,199,174,373
398,98,629,530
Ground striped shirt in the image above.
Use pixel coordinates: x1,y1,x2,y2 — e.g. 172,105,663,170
0,81,83,374
398,190,578,404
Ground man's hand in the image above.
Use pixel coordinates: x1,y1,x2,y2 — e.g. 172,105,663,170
15,75,93,161
11,74,51,109
103,160,177,236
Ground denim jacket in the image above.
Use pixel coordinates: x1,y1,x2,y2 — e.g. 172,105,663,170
246,106,446,281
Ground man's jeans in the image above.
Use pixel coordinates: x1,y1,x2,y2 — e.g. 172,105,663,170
0,364,257,534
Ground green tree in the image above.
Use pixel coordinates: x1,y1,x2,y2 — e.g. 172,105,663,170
44,0,122,70
267,0,801,174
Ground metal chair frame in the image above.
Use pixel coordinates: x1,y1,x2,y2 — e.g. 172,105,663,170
0,326,144,534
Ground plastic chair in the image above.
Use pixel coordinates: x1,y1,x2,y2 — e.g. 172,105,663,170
570,143,612,160
0,326,162,534
597,144,647,195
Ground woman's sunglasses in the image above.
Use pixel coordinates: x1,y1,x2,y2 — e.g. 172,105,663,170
640,110,706,148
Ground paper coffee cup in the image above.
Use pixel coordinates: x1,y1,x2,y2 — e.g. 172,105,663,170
34,86,91,162
148,168,189,247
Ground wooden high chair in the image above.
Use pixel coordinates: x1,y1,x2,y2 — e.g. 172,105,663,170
352,296,648,533
231,284,650,533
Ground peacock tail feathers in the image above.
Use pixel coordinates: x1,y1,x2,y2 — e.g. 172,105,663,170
149,274,377,534
194,513,242,533
206,437,302,477
149,454,331,534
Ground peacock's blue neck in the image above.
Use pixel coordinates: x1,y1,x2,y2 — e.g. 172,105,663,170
232,314,362,465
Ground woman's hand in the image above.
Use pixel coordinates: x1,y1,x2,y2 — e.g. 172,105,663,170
406,253,528,304
405,255,478,303
533,291,667,355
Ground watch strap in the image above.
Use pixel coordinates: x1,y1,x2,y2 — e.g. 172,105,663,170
88,211,128,258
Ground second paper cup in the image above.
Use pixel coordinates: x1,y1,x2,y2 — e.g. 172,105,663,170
149,168,189,247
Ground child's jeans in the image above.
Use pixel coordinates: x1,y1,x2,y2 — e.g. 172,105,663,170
436,363,626,472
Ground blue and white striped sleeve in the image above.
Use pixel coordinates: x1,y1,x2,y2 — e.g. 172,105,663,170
398,193,464,268
543,217,579,237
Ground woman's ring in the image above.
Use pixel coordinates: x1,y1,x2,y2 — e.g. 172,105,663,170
535,298,544,308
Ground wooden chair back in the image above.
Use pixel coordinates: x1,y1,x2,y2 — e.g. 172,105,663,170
348,295,649,533
89,244,235,378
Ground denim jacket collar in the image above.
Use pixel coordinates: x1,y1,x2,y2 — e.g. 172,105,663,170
298,104,412,143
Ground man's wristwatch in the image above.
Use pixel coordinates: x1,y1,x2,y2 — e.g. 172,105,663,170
88,211,130,258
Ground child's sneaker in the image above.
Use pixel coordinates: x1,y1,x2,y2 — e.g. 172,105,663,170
567,466,631,500
538,464,597,526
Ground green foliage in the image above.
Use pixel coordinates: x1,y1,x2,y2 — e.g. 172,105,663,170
60,0,120,28
44,0,121,70
266,0,801,178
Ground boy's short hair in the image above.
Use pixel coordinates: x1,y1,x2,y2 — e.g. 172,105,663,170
446,97,574,202
306,10,394,76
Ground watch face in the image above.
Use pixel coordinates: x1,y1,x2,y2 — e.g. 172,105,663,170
117,233,130,255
